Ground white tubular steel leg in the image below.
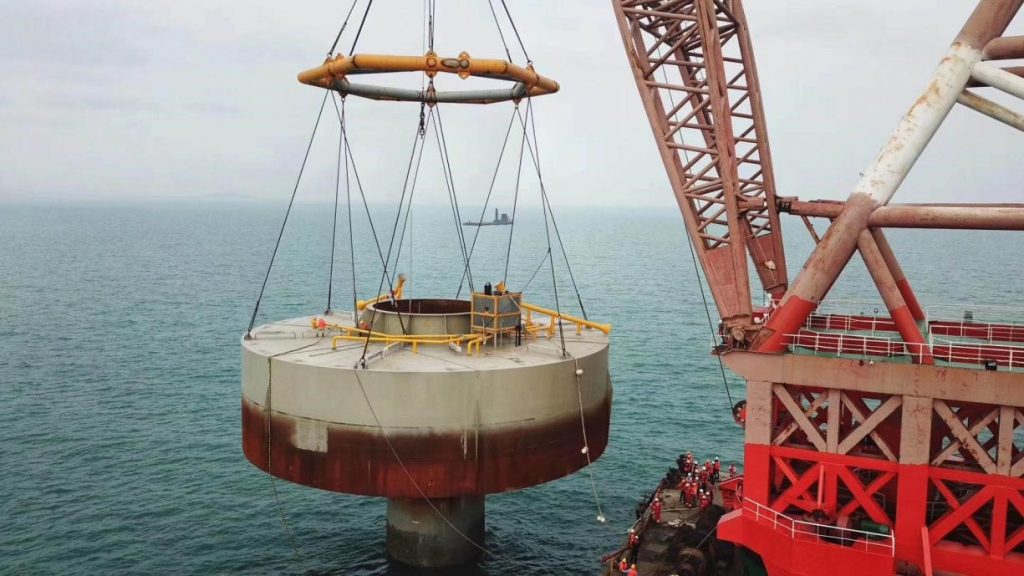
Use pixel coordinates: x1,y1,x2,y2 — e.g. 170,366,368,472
851,42,983,206
972,61,1024,99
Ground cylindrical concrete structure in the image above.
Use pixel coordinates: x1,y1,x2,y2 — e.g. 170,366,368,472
241,298,611,567
386,496,485,567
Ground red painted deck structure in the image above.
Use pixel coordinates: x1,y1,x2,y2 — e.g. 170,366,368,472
612,1,1024,574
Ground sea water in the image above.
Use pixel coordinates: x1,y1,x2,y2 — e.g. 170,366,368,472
3,201,1022,575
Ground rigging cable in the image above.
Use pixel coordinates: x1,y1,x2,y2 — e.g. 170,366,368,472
503,98,568,354
246,90,329,337
516,104,589,320
512,99,566,354
352,367,494,557
507,97,607,516
391,110,434,291
487,0,514,62
432,104,476,295
263,338,327,573
573,355,607,523
326,95,344,314
357,115,431,363
520,251,551,292
335,100,396,289
334,93,413,342
499,0,531,63
538,150,568,356
341,97,359,317
348,0,375,55
427,0,436,53
502,98,531,285
327,0,361,56
456,106,518,298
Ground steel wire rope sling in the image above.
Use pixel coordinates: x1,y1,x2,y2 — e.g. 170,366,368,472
512,96,610,523
346,100,426,360
340,4,495,544
486,0,607,522
280,0,606,562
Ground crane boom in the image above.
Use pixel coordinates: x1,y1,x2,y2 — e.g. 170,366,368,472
612,0,787,341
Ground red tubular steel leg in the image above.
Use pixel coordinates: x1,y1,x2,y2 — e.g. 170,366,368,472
872,228,926,321
859,230,933,364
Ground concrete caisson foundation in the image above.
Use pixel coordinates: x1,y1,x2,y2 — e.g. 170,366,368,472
241,299,611,568
386,496,485,567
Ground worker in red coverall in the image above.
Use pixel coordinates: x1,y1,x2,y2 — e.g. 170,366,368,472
628,529,640,563
651,495,663,523
728,463,737,478
713,457,721,482
628,564,639,576
689,482,699,508
619,557,629,573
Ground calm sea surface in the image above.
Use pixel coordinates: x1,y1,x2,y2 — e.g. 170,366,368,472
2,202,1022,575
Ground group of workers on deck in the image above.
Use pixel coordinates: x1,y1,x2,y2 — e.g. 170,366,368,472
617,452,739,574
674,452,734,511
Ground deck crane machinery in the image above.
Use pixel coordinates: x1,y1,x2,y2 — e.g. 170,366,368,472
612,0,1024,574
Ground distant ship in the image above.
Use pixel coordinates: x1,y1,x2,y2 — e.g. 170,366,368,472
463,208,512,227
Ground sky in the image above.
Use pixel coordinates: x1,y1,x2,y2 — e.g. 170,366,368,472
1,0,1022,207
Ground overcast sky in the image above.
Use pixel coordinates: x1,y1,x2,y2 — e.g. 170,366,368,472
1,0,1021,207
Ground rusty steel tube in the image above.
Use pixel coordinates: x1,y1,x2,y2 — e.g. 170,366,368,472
958,89,1024,132
782,200,1024,230
754,0,1023,353
985,35,1024,59
966,65,1024,87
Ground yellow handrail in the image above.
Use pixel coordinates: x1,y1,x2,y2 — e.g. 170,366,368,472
520,302,612,335
320,321,489,355
356,275,406,311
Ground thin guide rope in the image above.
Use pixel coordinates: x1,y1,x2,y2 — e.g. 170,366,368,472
246,90,329,337
352,368,493,556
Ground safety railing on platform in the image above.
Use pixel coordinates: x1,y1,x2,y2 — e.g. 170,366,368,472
925,304,1024,345
796,302,1024,349
742,499,895,556
930,336,1024,369
785,330,1024,371
805,300,893,337
786,330,919,360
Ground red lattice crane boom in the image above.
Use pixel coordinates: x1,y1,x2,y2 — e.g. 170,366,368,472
613,0,787,343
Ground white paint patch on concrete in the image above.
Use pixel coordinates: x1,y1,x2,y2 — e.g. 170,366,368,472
293,418,328,453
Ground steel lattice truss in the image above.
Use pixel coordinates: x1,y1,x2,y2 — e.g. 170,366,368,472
614,0,787,330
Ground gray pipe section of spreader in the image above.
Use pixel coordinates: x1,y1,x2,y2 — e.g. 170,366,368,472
331,78,529,104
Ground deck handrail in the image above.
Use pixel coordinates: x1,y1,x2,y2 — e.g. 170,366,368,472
785,329,1023,371
741,498,895,556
